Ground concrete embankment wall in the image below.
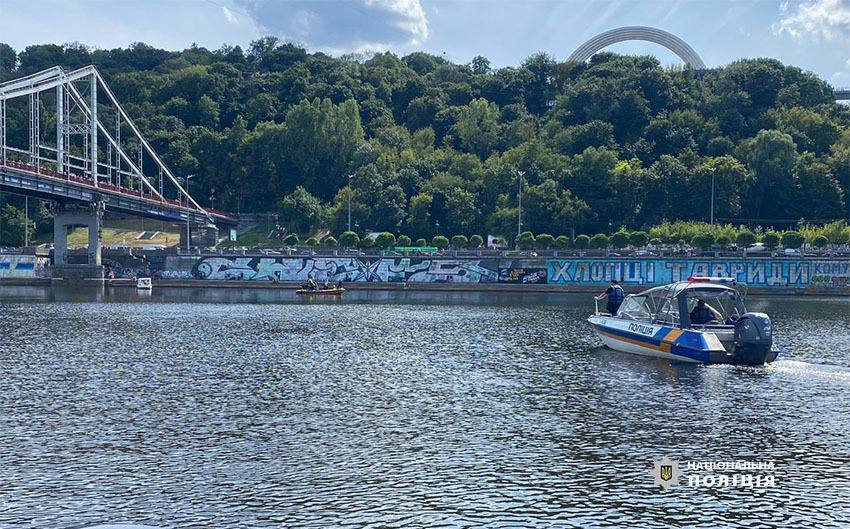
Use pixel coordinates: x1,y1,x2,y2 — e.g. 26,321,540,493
161,254,850,293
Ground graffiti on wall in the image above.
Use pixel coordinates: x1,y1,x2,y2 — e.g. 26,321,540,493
0,255,50,278
547,259,850,288
498,267,548,284
187,256,503,283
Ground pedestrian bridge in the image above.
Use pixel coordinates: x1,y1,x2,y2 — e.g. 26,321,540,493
0,65,236,277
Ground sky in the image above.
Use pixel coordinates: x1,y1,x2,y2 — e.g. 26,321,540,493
1,0,849,86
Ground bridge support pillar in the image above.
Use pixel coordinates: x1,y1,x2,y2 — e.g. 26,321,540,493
180,224,218,250
52,202,105,280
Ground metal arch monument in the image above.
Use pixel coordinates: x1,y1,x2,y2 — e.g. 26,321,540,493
568,26,707,70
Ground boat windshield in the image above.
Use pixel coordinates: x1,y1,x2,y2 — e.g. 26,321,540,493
685,288,746,326
616,295,654,321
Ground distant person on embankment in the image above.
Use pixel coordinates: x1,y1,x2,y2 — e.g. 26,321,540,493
596,280,625,315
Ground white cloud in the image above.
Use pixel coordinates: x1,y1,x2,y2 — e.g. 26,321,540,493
365,0,429,44
222,6,238,24
774,0,850,41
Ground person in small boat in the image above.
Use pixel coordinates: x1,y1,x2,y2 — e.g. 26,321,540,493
596,280,625,315
307,277,318,291
322,279,330,290
690,299,722,325
336,280,343,289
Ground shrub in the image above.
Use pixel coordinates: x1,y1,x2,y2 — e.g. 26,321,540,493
535,233,554,249
715,234,731,247
649,237,663,246
691,233,716,250
374,232,396,249
359,236,375,248
629,231,649,247
781,231,805,249
469,234,484,248
339,231,360,248
304,236,319,247
574,234,590,249
397,235,412,247
451,235,468,249
322,236,338,247
516,231,535,250
610,230,630,249
812,234,829,248
555,235,571,249
736,230,757,247
416,238,427,247
589,233,609,249
432,235,449,249
282,233,299,246
762,231,780,249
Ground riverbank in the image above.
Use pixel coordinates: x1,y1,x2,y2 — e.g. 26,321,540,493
2,277,847,296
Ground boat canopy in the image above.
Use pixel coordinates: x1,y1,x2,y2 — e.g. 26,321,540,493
618,281,746,329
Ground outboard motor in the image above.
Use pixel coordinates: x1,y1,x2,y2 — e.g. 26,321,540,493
733,312,773,365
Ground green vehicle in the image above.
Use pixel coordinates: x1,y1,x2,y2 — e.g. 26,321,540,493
391,246,438,254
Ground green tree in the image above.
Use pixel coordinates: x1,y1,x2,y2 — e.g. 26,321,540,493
629,231,649,247
555,235,571,249
812,235,829,248
780,231,805,249
691,233,716,250
516,231,535,250
397,235,412,246
282,233,299,246
574,234,590,249
589,233,609,249
374,232,396,249
279,186,325,233
535,233,554,249
736,230,757,247
453,98,500,158
408,192,433,240
416,238,428,247
745,130,798,221
469,234,484,248
339,231,360,248
323,236,338,247
304,236,319,246
0,205,30,246
451,235,468,249
359,236,375,248
762,231,780,249
432,235,449,249
610,230,630,249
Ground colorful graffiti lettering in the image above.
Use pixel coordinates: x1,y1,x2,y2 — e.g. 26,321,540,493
547,259,850,289
189,257,502,283
0,255,50,278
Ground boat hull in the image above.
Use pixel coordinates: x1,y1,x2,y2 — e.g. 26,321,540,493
296,288,345,296
587,315,776,365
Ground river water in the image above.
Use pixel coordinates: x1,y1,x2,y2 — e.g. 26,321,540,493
0,286,848,528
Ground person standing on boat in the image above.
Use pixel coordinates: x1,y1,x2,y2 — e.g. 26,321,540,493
596,280,625,315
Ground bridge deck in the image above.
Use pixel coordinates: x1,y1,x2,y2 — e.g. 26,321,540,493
1,162,236,227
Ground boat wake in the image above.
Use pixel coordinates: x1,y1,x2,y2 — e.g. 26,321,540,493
768,359,850,382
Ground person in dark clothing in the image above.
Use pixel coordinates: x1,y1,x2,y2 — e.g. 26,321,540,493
690,299,720,325
596,280,625,315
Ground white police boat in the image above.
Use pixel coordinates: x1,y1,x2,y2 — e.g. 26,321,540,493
588,277,777,365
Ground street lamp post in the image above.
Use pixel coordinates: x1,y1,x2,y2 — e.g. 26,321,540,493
709,167,716,225
517,170,525,238
184,174,194,253
23,196,28,247
347,173,354,232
